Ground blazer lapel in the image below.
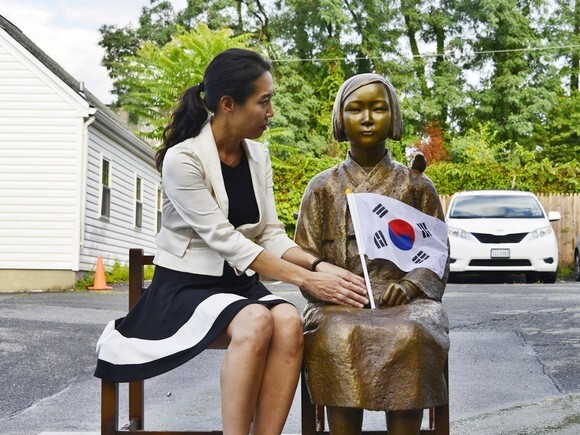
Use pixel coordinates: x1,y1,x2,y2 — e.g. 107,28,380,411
196,121,229,216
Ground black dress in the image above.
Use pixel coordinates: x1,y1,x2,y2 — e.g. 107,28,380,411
94,152,289,382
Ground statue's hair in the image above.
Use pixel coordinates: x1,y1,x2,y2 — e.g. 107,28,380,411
332,73,403,142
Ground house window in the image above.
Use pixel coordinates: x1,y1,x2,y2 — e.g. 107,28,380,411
100,158,111,218
135,176,143,229
156,186,162,233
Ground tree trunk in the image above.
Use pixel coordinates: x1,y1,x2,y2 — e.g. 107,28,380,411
401,0,430,97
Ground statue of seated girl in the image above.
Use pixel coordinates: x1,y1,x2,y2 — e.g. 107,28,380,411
295,73,450,435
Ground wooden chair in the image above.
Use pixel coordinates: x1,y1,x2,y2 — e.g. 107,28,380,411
300,363,450,435
101,248,225,435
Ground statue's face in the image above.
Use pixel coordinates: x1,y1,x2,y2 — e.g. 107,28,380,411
342,83,391,147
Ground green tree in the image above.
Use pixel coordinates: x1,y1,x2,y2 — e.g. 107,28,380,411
177,0,273,40
460,0,560,145
547,0,579,93
113,24,253,139
427,124,580,194
99,0,274,103
397,0,466,134
99,0,180,101
267,55,344,157
532,92,580,164
99,0,580,200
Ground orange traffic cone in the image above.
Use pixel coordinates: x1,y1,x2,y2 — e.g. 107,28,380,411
88,256,112,290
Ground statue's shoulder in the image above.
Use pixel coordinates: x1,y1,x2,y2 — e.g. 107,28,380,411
391,159,439,194
306,162,344,192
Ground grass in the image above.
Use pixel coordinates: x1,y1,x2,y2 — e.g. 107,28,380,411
75,260,155,290
557,262,575,281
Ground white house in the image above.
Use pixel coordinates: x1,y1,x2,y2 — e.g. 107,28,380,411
0,16,161,292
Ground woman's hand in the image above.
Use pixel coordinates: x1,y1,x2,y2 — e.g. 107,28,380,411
378,281,421,307
303,262,368,307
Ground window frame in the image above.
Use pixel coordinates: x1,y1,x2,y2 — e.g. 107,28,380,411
134,175,143,229
155,185,162,234
99,156,111,220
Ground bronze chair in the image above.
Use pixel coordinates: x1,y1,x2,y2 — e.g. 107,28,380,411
101,249,449,434
101,248,226,435
300,363,450,435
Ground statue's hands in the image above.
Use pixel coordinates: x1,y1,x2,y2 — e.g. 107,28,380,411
378,280,421,308
304,262,368,308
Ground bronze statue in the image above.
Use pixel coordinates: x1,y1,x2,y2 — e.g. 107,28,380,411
295,73,450,435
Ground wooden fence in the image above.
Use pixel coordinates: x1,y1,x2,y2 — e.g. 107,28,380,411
440,193,580,266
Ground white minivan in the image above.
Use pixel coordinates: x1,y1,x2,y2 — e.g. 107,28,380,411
446,190,560,283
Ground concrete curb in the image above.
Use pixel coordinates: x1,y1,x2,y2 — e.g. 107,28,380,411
451,393,580,434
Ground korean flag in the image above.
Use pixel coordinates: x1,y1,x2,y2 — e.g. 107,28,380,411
347,192,448,278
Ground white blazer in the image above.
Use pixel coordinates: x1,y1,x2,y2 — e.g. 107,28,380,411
154,121,297,276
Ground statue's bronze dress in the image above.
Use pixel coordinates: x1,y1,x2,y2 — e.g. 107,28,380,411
295,151,450,411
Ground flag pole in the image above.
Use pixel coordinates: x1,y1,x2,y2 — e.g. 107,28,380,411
346,190,376,309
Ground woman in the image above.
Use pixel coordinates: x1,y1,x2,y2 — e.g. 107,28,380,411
94,49,367,435
295,73,450,435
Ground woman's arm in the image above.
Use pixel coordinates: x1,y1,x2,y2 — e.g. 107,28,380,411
248,149,366,306
250,248,368,308
292,177,370,305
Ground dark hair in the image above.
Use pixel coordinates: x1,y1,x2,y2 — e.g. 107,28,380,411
156,48,271,171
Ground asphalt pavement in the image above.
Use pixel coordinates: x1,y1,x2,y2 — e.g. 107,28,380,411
1,278,579,434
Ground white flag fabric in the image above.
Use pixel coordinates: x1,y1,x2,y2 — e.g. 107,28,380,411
347,192,448,279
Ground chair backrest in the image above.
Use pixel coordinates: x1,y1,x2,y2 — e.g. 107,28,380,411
128,248,154,310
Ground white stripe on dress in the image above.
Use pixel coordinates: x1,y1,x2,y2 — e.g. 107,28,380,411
96,293,285,365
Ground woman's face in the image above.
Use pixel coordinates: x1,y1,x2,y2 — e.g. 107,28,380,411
232,71,275,139
342,83,391,148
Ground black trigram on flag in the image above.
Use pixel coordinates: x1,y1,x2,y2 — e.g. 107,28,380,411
374,230,388,249
412,250,430,264
372,203,389,218
417,222,432,238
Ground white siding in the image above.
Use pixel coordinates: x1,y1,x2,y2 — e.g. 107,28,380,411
0,33,88,270
80,124,159,271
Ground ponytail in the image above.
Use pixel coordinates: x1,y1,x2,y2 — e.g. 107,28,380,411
156,84,207,171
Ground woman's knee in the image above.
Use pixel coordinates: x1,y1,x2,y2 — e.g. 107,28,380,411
271,304,304,354
229,304,273,351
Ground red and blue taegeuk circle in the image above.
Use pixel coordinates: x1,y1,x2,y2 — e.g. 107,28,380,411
388,219,415,251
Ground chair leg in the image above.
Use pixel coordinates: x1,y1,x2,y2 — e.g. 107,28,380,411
301,367,318,435
433,402,449,435
428,406,435,430
128,380,144,430
101,380,118,435
433,360,450,435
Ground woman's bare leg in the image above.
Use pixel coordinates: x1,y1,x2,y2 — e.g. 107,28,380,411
252,304,304,435
327,406,363,435
219,304,274,435
386,409,423,435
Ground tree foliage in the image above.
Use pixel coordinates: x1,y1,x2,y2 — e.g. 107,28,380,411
412,121,449,164
98,0,580,232
113,24,253,140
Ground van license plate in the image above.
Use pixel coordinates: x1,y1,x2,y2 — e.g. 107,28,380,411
491,248,510,258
